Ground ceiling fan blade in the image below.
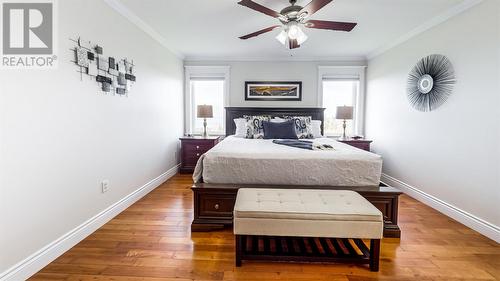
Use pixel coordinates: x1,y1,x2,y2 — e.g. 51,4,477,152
299,0,333,17
305,20,357,31
237,0,281,18
239,25,281,40
289,39,300,49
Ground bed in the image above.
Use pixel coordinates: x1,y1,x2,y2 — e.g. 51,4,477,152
193,136,382,187
191,107,401,238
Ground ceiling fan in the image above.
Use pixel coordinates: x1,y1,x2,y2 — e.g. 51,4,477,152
238,0,357,49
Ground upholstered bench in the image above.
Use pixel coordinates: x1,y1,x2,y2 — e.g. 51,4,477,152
233,188,383,271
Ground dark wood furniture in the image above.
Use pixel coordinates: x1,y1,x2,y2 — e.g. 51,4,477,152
192,107,401,238
179,136,220,174
235,235,380,271
226,107,325,136
192,183,401,238
338,139,373,152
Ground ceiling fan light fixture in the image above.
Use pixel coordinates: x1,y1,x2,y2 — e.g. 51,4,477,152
285,22,307,45
287,22,300,39
276,29,288,45
296,29,308,45
237,0,357,50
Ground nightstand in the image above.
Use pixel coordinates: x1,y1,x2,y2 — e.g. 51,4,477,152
179,136,220,174
338,139,372,152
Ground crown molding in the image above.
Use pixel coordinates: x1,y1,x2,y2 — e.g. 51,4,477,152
318,65,367,69
184,65,231,69
367,0,484,60
103,0,185,60
184,55,367,63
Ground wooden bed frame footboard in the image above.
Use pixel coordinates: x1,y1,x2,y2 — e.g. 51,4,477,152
191,183,402,238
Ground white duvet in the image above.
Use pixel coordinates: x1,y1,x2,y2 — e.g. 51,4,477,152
193,136,382,186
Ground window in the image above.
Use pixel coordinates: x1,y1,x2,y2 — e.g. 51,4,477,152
322,79,360,136
318,66,366,137
190,79,225,135
185,66,230,136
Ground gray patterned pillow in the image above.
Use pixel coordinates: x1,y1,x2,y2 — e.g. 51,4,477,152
244,115,271,139
285,116,314,139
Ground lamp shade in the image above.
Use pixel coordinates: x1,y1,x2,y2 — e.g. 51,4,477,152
197,105,213,118
336,106,353,120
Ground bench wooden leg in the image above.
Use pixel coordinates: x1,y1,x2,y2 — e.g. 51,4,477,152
235,235,242,267
369,239,380,272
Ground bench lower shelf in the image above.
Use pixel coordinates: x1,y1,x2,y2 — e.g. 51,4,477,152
235,235,380,272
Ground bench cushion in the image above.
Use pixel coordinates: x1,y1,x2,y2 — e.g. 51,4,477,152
234,189,383,239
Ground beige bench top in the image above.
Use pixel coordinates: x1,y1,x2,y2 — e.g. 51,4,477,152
234,189,383,239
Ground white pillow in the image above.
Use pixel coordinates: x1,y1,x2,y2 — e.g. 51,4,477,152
311,120,323,138
270,117,286,123
234,118,247,138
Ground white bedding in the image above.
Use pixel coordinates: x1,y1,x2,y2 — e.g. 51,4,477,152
193,136,382,186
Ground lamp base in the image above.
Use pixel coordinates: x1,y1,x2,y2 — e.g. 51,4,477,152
202,118,209,138
337,119,349,141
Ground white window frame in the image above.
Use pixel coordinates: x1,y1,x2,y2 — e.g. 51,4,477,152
317,66,367,136
184,66,230,135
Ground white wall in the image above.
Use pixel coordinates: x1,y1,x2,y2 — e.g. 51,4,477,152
184,60,366,108
365,0,499,239
0,0,184,276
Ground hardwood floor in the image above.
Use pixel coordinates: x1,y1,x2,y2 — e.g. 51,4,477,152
30,174,500,281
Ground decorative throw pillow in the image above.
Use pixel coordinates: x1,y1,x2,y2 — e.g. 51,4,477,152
262,120,298,139
244,115,270,139
311,120,323,138
285,116,314,139
270,117,286,123
233,118,247,138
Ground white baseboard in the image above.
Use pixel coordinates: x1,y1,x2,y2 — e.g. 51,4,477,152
0,164,180,281
381,173,500,243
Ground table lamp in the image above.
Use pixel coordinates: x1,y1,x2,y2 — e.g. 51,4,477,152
197,105,213,138
336,106,353,141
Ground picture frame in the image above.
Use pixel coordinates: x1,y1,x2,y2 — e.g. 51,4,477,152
245,81,302,101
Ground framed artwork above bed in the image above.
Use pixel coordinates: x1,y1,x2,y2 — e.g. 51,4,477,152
245,81,302,101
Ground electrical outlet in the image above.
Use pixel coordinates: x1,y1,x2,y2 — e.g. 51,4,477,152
101,180,110,193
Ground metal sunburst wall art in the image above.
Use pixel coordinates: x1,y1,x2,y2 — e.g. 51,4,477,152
407,54,456,112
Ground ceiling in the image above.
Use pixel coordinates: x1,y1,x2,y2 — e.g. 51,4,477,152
114,0,473,61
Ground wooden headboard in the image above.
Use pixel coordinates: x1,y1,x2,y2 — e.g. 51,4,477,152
225,107,326,136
